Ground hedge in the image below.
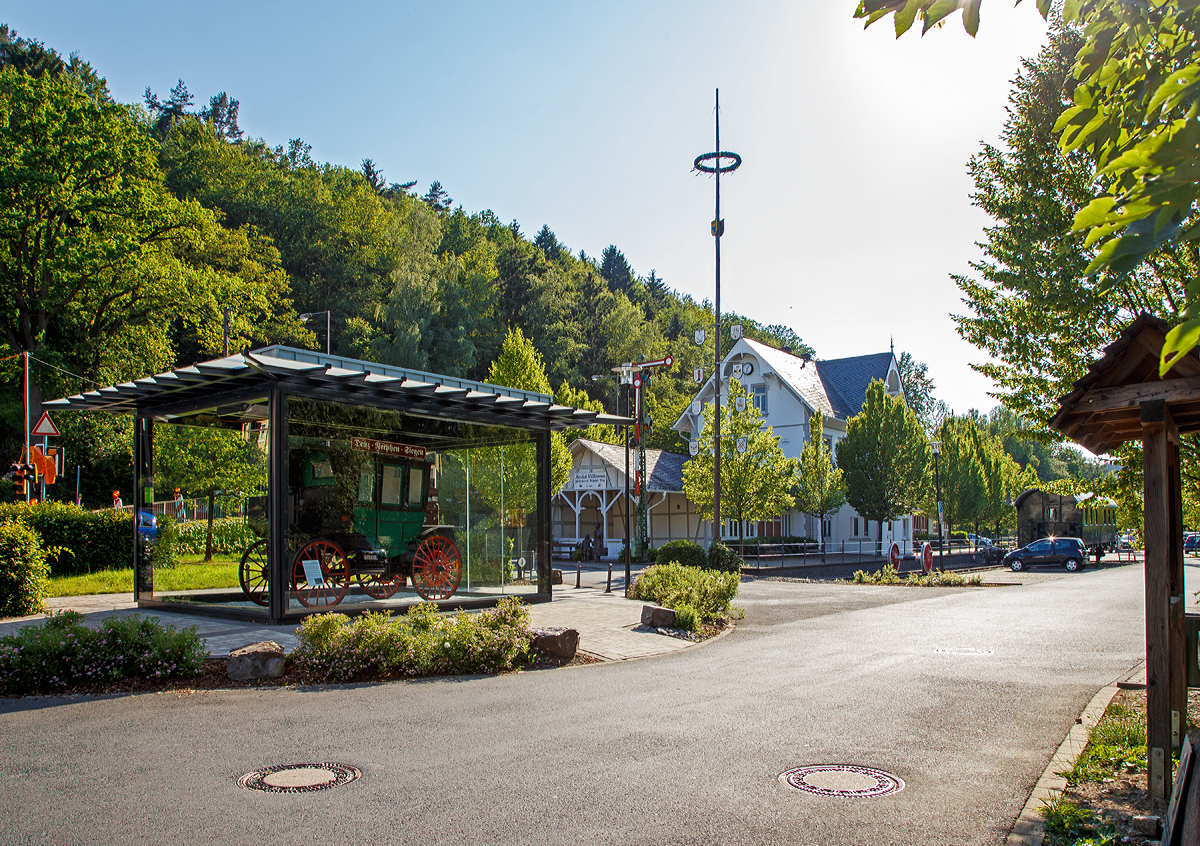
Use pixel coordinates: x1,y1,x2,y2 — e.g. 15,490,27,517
652,540,706,570
174,518,258,557
0,521,49,617
629,562,740,630
0,502,133,577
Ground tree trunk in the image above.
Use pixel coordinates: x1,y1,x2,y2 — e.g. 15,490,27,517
205,489,215,562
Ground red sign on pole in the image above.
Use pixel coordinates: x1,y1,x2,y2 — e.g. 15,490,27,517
888,542,900,570
922,542,934,575
31,412,60,437
350,437,427,461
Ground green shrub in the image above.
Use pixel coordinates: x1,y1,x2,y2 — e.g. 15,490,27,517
293,596,532,682
629,562,740,623
852,565,982,587
173,518,258,557
705,541,742,573
0,611,206,694
655,539,706,570
151,515,180,570
0,501,133,576
0,521,49,617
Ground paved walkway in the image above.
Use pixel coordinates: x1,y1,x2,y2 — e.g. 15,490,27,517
0,584,696,663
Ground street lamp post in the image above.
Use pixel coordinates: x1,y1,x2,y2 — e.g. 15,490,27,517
299,311,331,354
931,440,943,565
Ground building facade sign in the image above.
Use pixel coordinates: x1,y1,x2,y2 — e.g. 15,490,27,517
573,468,608,489
351,436,427,461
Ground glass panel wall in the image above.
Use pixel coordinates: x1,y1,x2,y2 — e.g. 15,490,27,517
281,398,545,614
144,398,272,617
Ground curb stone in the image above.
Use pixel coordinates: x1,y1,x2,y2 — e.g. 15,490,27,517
1006,660,1146,845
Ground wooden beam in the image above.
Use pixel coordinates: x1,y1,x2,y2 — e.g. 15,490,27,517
1073,374,1200,413
1142,399,1173,800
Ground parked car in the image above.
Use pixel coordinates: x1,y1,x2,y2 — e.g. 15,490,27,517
1185,534,1200,555
1117,534,1136,551
1003,537,1089,572
965,533,993,548
138,509,158,541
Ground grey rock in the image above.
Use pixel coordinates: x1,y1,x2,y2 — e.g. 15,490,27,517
1131,815,1160,837
530,626,579,660
551,568,563,585
227,641,286,681
641,605,676,628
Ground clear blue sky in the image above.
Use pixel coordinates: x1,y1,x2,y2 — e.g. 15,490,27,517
11,1,1049,415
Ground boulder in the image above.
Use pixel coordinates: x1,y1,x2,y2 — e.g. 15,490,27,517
1131,815,1160,837
641,604,676,628
530,626,579,660
227,641,286,681
551,568,563,585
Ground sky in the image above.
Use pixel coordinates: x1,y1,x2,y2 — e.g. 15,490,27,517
10,1,1051,416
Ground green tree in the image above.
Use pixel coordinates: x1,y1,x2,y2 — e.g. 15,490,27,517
682,380,797,552
896,352,941,432
792,412,847,562
554,381,621,446
837,379,930,554
470,329,571,531
857,0,1200,373
927,416,987,541
155,424,266,561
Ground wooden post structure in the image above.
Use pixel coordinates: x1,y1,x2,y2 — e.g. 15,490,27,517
1141,399,1188,800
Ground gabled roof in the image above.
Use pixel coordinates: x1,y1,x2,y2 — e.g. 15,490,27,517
741,339,835,417
1049,313,1200,454
816,352,898,419
571,438,686,493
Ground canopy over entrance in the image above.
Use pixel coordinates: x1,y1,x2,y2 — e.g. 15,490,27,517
1049,313,1198,801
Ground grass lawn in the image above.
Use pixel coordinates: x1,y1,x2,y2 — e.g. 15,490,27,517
48,554,242,597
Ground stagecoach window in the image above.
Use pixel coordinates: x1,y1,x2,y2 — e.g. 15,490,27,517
381,464,404,506
311,458,334,480
357,462,374,503
407,467,424,508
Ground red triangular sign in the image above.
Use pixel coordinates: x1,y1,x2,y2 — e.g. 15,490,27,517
32,412,60,437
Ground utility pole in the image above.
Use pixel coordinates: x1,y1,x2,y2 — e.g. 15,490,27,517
693,90,741,547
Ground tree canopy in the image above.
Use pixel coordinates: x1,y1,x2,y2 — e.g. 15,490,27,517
792,412,847,557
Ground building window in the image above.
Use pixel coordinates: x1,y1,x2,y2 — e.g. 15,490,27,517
752,385,768,416
823,519,831,538
853,518,859,536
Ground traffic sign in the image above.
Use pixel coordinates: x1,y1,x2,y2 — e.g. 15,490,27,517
888,542,900,570
922,542,933,575
31,412,60,437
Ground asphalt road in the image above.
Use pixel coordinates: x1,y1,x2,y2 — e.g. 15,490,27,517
1,563,1147,846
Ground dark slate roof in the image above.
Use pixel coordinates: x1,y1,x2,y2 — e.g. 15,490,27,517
573,438,686,493
815,352,896,419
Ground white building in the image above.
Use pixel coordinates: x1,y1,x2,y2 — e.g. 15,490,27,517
551,437,700,557
671,337,916,551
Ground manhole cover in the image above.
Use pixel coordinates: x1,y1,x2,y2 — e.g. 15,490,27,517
779,765,904,797
238,763,361,793
934,647,993,655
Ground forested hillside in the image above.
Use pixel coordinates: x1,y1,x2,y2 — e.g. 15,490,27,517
0,27,811,506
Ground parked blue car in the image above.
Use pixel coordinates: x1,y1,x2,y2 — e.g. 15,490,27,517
1003,537,1088,572
138,509,158,541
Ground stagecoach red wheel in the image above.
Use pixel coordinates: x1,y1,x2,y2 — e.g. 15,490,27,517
411,535,461,601
239,539,270,607
357,571,404,599
292,539,349,608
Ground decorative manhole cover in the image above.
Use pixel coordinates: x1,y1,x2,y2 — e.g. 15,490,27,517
238,763,361,793
779,765,904,797
934,647,994,655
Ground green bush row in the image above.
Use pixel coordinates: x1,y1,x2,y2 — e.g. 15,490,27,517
293,596,532,682
851,564,982,587
0,501,133,577
0,610,207,694
629,562,740,630
0,522,49,617
647,540,743,573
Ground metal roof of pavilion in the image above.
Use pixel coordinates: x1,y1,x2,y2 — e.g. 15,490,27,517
1049,314,1200,454
45,345,631,431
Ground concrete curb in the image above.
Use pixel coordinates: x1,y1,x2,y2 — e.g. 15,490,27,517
1006,660,1146,845
577,618,737,663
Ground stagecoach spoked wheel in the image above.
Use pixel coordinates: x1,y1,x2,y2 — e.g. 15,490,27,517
292,539,350,608
357,571,404,599
239,539,270,607
411,535,462,601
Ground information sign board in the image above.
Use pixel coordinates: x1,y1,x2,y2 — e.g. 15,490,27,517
351,437,427,461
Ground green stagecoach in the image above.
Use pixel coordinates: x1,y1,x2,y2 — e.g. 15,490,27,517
239,440,461,608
